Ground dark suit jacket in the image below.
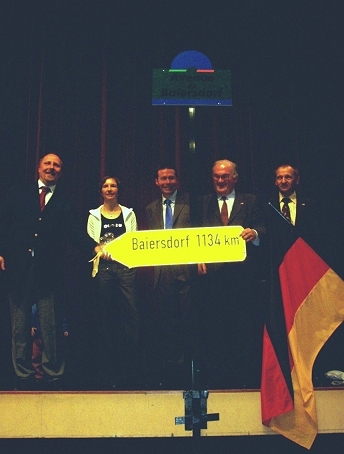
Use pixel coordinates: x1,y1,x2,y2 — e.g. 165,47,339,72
146,191,191,288
268,193,318,251
197,191,266,274
0,182,95,296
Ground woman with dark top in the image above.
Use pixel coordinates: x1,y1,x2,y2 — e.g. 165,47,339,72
87,176,140,389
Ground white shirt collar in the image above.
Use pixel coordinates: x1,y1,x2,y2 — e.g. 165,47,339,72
38,180,56,193
217,189,235,201
162,190,177,204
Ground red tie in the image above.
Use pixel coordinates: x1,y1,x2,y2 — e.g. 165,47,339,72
221,196,228,225
39,186,50,211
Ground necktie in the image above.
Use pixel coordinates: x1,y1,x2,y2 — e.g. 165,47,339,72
281,197,291,222
221,196,228,225
39,186,50,211
165,199,173,229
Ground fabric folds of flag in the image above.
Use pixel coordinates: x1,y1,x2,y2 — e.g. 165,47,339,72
261,235,344,449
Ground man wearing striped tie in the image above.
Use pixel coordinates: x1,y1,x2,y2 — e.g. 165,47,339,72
273,164,318,247
272,164,343,386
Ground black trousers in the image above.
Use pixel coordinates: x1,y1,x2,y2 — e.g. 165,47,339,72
195,263,263,388
95,260,140,383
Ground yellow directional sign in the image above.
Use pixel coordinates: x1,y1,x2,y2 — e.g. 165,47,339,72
103,226,246,268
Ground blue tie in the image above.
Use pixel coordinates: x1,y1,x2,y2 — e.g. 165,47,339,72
165,199,173,229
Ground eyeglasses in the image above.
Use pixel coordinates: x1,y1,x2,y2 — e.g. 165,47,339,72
212,174,232,181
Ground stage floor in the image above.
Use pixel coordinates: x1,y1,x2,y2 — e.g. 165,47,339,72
1,388,343,439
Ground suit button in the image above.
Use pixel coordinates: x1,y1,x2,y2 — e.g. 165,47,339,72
28,249,32,253
38,217,42,221
34,233,38,237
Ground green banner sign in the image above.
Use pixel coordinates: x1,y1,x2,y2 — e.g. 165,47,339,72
152,69,232,106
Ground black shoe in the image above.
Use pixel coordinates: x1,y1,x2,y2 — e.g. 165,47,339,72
111,375,141,391
96,374,127,391
32,378,46,391
46,378,63,391
163,352,185,367
14,377,35,391
145,376,165,390
110,380,125,390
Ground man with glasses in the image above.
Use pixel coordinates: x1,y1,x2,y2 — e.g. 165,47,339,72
195,159,266,389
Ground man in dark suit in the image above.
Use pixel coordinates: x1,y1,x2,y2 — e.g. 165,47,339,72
271,164,344,386
270,164,318,249
146,164,193,388
0,153,96,390
196,159,266,389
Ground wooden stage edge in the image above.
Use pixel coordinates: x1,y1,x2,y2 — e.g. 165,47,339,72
0,388,343,438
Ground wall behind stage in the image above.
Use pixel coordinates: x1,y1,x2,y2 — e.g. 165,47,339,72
1,1,343,388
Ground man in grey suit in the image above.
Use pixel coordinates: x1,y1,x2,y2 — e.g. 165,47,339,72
196,159,266,389
0,153,96,390
146,163,192,388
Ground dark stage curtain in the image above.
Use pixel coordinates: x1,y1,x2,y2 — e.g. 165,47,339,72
1,2,343,389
